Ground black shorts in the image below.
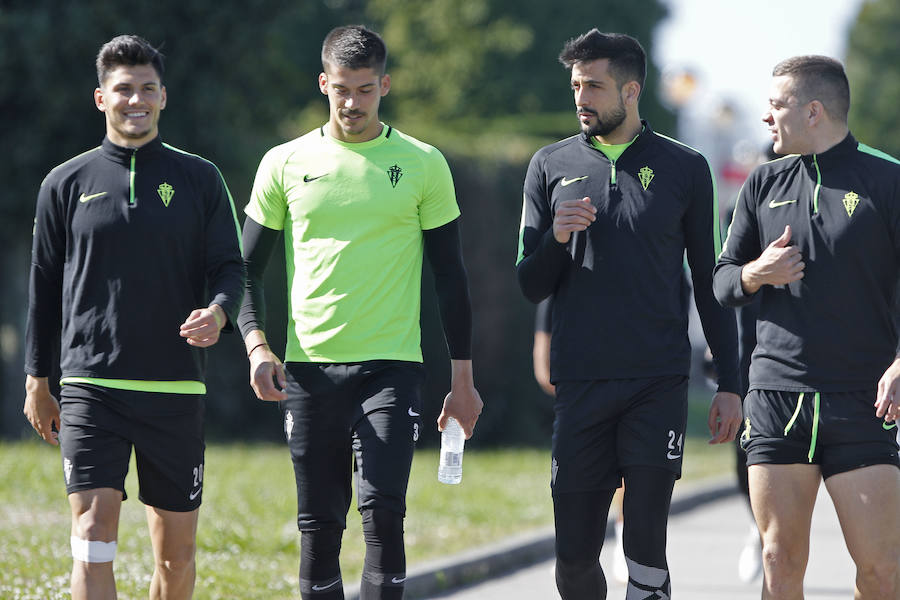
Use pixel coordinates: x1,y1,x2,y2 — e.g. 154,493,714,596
281,360,425,531
59,383,205,512
742,389,900,478
551,375,688,494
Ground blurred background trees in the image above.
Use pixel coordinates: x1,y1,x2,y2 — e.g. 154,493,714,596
846,0,900,158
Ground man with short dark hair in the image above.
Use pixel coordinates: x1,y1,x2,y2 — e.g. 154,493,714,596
239,25,482,600
714,54,900,599
23,34,243,600
516,29,741,599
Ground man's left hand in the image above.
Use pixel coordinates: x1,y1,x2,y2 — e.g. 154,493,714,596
436,360,483,439
180,304,226,348
875,358,900,423
438,385,483,440
708,391,742,444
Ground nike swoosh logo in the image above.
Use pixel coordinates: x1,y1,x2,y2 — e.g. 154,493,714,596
189,488,202,500
666,452,682,460
768,199,798,208
79,192,107,203
311,580,341,591
391,576,407,584
408,408,420,417
303,174,328,183
560,176,589,187
883,422,897,431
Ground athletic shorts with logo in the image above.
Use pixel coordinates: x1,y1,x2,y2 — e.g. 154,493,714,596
742,389,900,478
281,360,425,531
59,383,205,512
551,374,688,494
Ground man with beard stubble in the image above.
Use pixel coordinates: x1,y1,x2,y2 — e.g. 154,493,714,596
516,29,741,599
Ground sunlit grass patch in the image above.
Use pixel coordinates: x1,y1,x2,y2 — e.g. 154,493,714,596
1,421,732,599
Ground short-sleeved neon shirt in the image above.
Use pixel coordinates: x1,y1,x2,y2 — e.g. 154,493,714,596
245,124,460,363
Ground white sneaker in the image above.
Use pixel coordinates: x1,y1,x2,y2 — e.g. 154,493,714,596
737,524,762,583
613,521,628,584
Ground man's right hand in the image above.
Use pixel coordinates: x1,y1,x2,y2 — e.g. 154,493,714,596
553,197,596,244
24,375,60,446
740,225,805,295
245,332,288,402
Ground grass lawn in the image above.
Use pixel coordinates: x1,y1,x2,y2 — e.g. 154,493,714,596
0,399,734,599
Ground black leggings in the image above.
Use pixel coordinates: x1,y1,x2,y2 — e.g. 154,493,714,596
554,466,676,599
554,487,615,598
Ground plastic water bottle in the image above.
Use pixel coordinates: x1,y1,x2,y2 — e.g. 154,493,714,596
438,417,465,484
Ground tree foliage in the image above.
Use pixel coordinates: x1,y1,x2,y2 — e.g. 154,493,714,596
367,0,673,148
845,0,900,158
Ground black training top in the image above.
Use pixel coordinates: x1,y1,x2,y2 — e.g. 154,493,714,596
714,133,900,393
25,136,244,386
517,121,739,392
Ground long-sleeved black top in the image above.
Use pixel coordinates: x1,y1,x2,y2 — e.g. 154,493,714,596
25,136,244,385
713,133,900,393
516,121,739,392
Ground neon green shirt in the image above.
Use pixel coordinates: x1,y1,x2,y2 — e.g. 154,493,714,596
246,124,460,363
590,134,638,162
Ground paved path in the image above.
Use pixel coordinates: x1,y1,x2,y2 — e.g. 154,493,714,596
427,483,854,600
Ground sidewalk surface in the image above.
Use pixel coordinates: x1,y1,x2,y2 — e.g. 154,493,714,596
348,477,857,599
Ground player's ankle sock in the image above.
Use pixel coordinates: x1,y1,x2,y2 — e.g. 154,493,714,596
624,557,670,600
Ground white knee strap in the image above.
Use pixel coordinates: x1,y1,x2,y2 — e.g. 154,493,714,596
71,536,117,563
